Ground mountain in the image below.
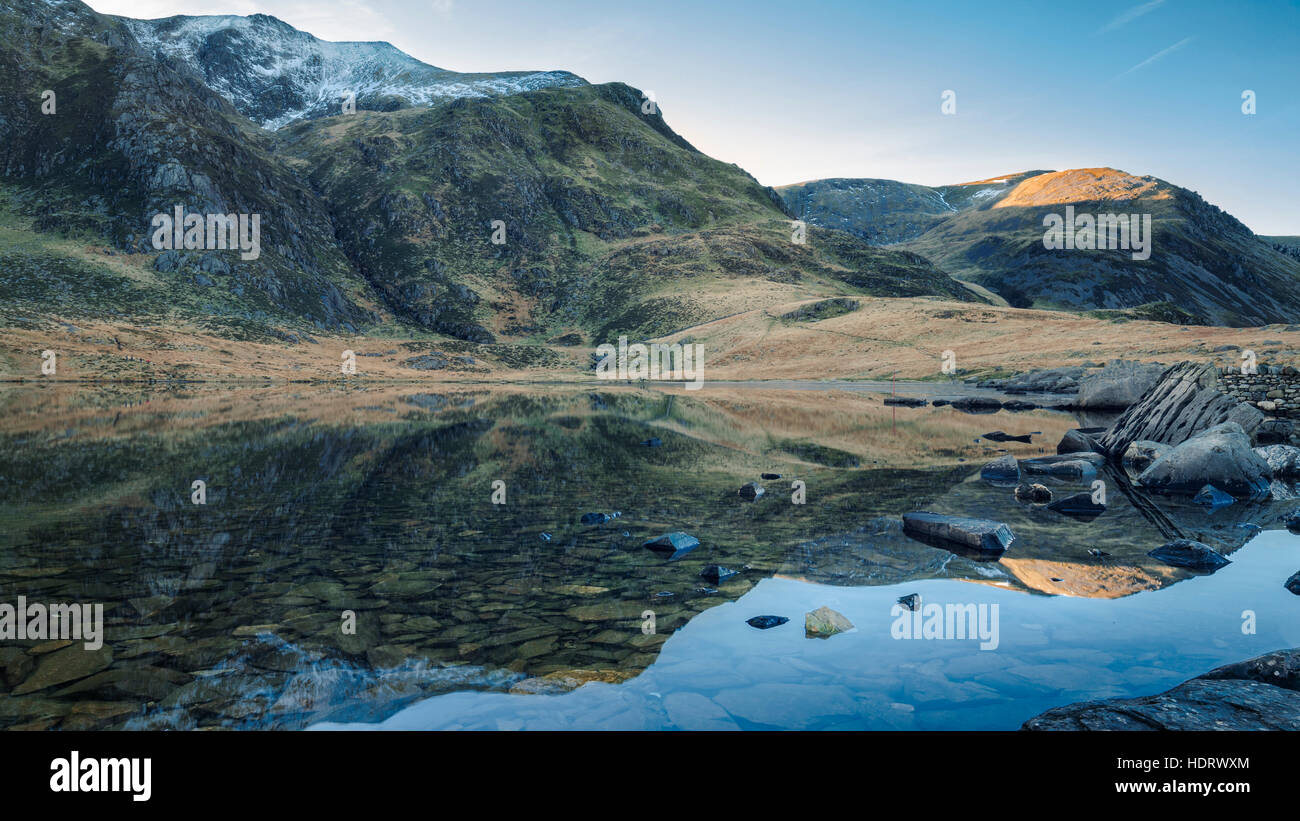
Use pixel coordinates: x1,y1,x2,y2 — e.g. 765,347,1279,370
0,0,975,347
777,171,1047,245
782,168,1300,327
117,13,587,129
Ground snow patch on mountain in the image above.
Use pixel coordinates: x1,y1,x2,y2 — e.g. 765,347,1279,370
118,13,586,129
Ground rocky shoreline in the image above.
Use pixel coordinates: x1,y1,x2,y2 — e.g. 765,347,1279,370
1023,648,1300,730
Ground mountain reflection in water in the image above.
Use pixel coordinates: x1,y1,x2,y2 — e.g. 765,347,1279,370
0,383,1296,730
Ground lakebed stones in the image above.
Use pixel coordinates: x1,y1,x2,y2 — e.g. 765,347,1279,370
1014,483,1052,503
901,512,1015,555
1147,539,1231,571
1136,422,1272,499
980,454,1019,484
804,606,854,639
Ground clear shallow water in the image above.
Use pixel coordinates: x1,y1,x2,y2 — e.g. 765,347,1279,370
315,531,1300,730
0,383,1296,730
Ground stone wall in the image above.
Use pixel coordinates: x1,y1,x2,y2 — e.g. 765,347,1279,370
1219,365,1300,418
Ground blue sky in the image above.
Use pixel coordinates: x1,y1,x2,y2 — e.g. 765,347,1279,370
91,0,1300,233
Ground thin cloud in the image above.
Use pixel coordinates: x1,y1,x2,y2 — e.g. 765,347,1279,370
1114,36,1193,78
1098,0,1166,34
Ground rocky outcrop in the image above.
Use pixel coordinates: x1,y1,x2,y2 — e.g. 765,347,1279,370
1074,359,1167,409
1023,649,1300,730
1097,362,1265,458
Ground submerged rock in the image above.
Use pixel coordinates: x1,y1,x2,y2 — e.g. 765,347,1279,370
1286,572,1300,595
746,615,789,630
643,532,700,558
897,593,920,611
883,396,926,407
1192,484,1235,508
1147,539,1231,571
901,512,1015,555
738,482,765,501
761,473,782,480
980,454,1019,484
805,606,854,639
1020,458,1097,481
580,511,621,525
1136,422,1272,499
1014,483,1053,503
699,565,738,585
1046,492,1106,519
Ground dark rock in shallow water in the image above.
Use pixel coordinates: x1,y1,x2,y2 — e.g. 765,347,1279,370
761,473,782,480
901,512,1015,555
952,397,1002,413
746,615,789,630
580,512,620,525
738,482,765,501
1014,483,1052,503
1148,539,1230,571
643,532,700,558
1192,484,1235,509
699,565,738,585
1136,422,1272,499
982,430,1032,444
1001,400,1039,412
931,399,951,407
883,396,926,407
640,437,663,447
980,454,1019,484
1286,572,1300,595
897,593,920,611
1046,492,1106,519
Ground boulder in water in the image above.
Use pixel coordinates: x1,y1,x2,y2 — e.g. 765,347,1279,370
901,512,1015,555
643,532,700,558
805,606,854,639
1047,492,1106,519
699,565,738,585
980,454,1019,484
1137,422,1272,499
884,396,927,407
1285,572,1300,595
1014,483,1053,503
738,482,765,501
1148,539,1231,571
1057,429,1102,455
1192,484,1235,508
1121,440,1170,476
746,615,789,630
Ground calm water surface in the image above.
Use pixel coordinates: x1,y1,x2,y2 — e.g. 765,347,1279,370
0,382,1296,730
